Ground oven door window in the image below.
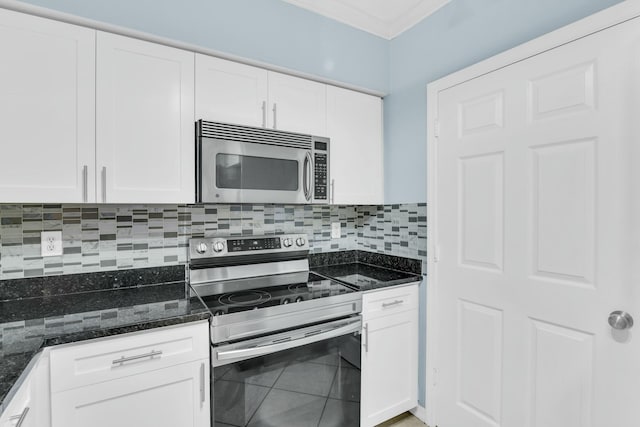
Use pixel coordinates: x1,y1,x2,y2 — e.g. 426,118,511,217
216,153,299,191
213,334,360,427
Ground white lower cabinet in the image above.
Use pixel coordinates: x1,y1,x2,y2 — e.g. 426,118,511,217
361,284,419,427
49,321,210,427
0,352,49,427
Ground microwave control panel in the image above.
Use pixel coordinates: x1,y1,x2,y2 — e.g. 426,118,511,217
313,139,329,201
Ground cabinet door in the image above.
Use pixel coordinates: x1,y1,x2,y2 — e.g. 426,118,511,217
195,55,268,127
0,357,41,427
51,360,210,427
0,9,95,203
268,72,326,135
327,86,384,205
361,310,418,427
96,32,195,203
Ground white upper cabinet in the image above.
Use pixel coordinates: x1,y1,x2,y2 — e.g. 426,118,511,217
268,71,327,135
327,86,384,205
196,55,268,128
196,55,327,135
96,32,195,204
0,9,95,203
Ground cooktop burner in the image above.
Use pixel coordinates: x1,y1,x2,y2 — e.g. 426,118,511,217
198,273,355,316
218,290,272,307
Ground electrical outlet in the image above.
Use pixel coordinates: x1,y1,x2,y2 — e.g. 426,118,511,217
331,222,341,239
41,231,63,257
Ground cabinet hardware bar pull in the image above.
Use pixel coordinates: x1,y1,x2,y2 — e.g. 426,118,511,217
261,101,267,128
12,407,29,427
200,362,205,405
82,165,88,203
112,349,162,366
363,323,369,353
101,166,107,203
331,179,335,204
382,300,404,308
272,103,277,129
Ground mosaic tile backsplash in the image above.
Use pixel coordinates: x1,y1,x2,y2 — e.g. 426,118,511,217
0,203,426,280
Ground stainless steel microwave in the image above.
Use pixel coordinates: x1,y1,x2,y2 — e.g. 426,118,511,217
196,120,330,204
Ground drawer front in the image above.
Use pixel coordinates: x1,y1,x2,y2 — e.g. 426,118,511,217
50,321,209,393
363,283,419,318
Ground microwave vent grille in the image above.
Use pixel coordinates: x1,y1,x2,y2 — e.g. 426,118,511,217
199,121,313,150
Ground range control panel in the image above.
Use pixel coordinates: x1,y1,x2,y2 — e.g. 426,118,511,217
189,234,309,259
228,237,281,252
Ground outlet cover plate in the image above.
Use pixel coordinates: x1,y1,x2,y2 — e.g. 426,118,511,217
41,231,63,257
331,222,341,239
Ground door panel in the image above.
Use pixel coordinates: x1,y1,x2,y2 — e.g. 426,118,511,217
457,301,503,426
436,15,640,427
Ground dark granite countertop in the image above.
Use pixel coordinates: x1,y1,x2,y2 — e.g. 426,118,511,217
309,250,423,291
313,262,422,291
0,267,210,415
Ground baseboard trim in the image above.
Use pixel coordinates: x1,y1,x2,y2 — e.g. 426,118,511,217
410,405,427,423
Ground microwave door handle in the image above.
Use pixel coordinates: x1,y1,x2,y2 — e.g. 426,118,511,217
303,152,313,202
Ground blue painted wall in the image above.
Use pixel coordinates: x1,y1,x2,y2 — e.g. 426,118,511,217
385,0,623,203
17,0,389,93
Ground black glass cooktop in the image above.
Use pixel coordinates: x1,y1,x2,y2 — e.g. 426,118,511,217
197,273,355,316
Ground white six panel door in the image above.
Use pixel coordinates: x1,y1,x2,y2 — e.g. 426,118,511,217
0,9,95,203
435,16,640,427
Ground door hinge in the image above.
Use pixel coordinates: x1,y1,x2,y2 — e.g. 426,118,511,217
433,245,441,263
433,119,440,138
432,367,439,387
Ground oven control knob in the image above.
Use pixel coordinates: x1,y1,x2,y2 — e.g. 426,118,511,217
196,242,208,254
283,238,293,248
212,241,225,253
296,237,306,247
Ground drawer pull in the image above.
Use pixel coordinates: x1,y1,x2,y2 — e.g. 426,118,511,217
112,350,163,366
11,407,29,427
200,362,205,405
382,300,404,308
363,323,369,353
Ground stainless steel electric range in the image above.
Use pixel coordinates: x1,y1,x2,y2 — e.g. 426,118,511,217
188,234,362,427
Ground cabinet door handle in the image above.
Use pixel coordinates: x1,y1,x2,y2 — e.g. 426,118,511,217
272,103,277,129
261,101,267,128
363,323,369,353
382,300,404,308
101,166,107,203
200,362,205,405
112,349,162,366
82,165,88,203
11,407,29,427
331,179,335,204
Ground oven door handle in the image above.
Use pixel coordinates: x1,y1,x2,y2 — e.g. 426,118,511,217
216,318,361,362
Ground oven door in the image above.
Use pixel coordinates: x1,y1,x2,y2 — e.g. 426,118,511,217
199,136,313,204
212,316,361,427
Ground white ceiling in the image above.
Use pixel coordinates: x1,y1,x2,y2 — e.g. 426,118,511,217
281,0,451,39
